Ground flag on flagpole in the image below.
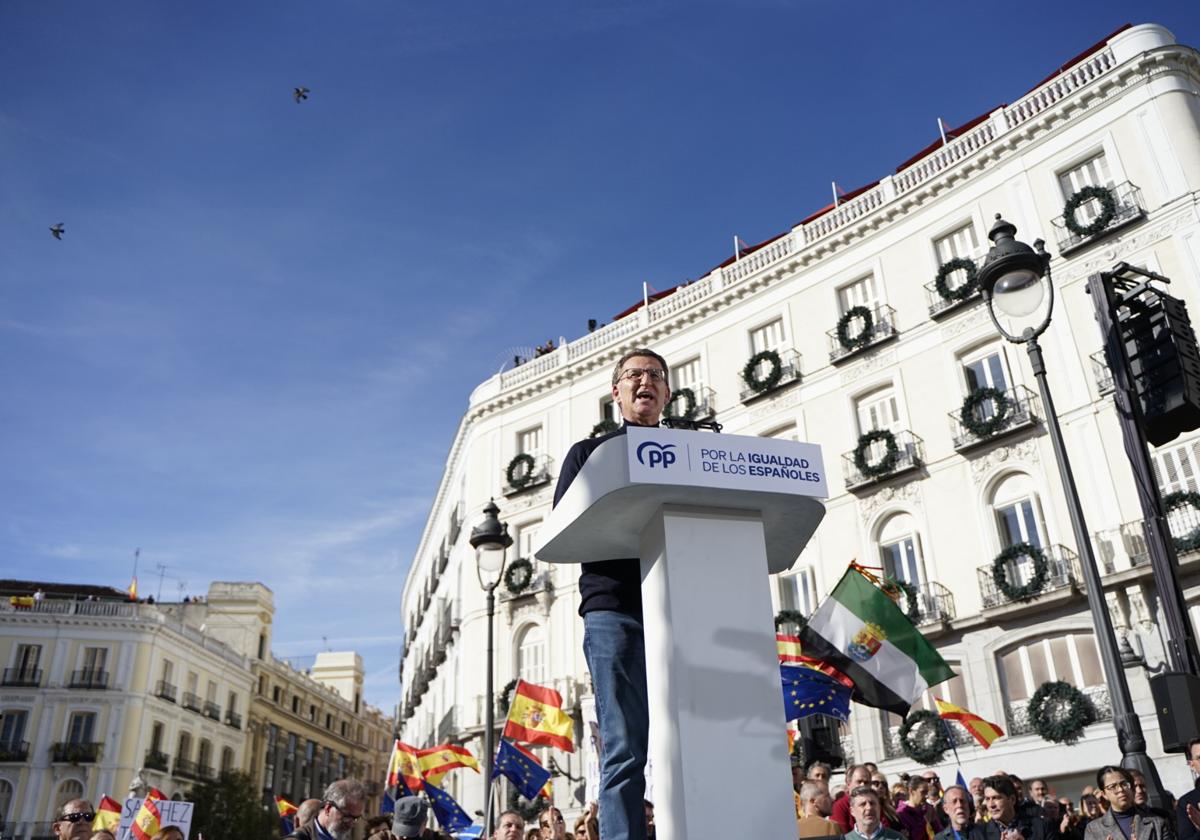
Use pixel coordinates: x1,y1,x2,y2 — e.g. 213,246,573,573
777,633,804,663
781,663,852,722
130,789,164,840
798,567,954,715
418,744,481,782
935,697,1004,748
92,796,121,832
493,739,552,800
539,778,554,800
956,770,973,807
503,680,574,752
423,779,474,832
387,740,423,793
381,789,395,814
275,796,299,834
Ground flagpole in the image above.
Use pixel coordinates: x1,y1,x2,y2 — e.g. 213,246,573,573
832,182,839,208
939,717,962,767
938,118,948,146
482,756,496,835
643,281,650,310
733,236,740,262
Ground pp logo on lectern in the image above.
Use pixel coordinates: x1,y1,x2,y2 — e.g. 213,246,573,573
636,441,677,469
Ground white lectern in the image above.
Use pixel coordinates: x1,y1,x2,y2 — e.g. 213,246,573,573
536,426,827,840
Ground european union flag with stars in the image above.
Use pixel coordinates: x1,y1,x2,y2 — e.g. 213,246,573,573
423,779,473,832
493,738,551,799
781,663,852,722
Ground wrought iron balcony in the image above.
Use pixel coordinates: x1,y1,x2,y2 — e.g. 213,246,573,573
950,385,1040,451
68,669,109,689
52,741,102,763
1094,522,1154,575
1004,684,1112,736
911,581,956,626
0,740,29,762
842,429,924,490
827,304,899,364
1090,351,1114,395
203,701,222,721
1165,500,1200,555
1052,181,1146,256
739,349,802,403
174,757,198,779
883,718,976,759
196,763,215,780
154,680,178,703
502,452,555,497
976,543,1080,609
664,385,717,422
144,749,170,771
1,667,42,687
182,691,202,712
226,710,243,729
923,256,985,319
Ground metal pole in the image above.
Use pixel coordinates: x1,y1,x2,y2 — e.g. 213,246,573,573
1024,334,1168,810
482,585,497,837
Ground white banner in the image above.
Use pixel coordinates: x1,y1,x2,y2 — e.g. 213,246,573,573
116,799,193,840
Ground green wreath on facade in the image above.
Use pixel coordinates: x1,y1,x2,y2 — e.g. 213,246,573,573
498,678,519,715
1063,185,1117,238
960,388,1012,438
506,453,536,489
1162,491,1200,552
898,709,950,766
774,610,808,633
1028,680,1096,745
853,429,900,478
742,349,784,394
504,558,534,595
590,418,620,439
883,578,920,621
665,387,698,420
934,257,979,302
991,542,1049,602
836,306,875,351
508,787,549,821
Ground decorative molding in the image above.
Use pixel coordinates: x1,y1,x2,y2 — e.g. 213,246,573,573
747,387,804,420
502,486,552,514
1055,209,1199,283
968,438,1041,484
857,480,923,523
938,305,991,339
838,349,898,385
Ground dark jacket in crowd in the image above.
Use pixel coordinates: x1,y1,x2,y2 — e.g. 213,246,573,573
1178,785,1200,840
1082,807,1176,840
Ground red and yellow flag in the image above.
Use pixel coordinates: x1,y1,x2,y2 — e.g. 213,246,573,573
130,788,164,840
776,633,804,663
387,740,424,793
92,796,121,832
417,743,480,783
275,795,298,819
503,680,574,753
934,697,1004,748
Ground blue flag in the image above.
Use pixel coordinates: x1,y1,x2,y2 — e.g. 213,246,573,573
493,738,551,800
381,789,395,814
423,779,473,832
957,770,972,807
781,663,852,722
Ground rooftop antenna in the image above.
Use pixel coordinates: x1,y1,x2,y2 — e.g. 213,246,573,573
156,563,168,602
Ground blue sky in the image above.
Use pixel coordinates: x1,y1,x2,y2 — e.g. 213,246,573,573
3,1,1197,710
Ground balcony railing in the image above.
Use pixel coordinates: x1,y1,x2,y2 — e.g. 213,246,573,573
1,667,42,687
1165,499,1200,555
144,749,170,771
843,430,924,490
976,543,1080,609
154,680,178,703
1051,181,1146,256
884,717,976,759
203,701,222,721
52,741,102,763
182,692,202,712
923,252,986,319
226,710,243,729
950,386,1040,451
664,385,717,422
502,452,555,497
739,349,802,403
1094,522,1154,575
0,740,29,762
911,581,956,626
68,669,109,689
1004,684,1112,736
828,304,898,364
1090,351,1114,395
174,757,198,779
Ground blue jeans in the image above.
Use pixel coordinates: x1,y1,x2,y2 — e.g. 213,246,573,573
584,610,649,840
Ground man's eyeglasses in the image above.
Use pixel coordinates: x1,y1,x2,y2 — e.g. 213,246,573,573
619,368,666,383
1103,780,1132,792
59,813,95,824
327,802,363,822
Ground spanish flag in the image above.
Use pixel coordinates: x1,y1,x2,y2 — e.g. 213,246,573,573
503,680,574,753
275,796,299,834
128,576,138,601
418,743,480,783
387,740,423,793
934,697,1004,748
130,788,164,840
776,633,805,663
92,796,121,832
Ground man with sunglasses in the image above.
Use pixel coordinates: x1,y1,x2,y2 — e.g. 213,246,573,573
285,779,367,840
553,348,671,840
53,800,96,840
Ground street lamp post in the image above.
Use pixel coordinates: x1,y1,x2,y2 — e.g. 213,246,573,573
977,214,1169,808
470,499,513,836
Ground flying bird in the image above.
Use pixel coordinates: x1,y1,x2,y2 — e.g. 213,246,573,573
50,223,65,240
293,87,310,103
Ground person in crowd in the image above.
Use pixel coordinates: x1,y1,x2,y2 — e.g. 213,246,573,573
872,772,900,830
809,762,834,785
1084,766,1175,840
494,810,525,840
644,800,656,840
526,830,542,840
934,785,973,840
1030,781,1050,806
285,779,367,840
296,799,323,831
539,806,567,840
845,786,906,840
1079,793,1104,829
89,832,115,840
553,348,671,840
977,775,1056,840
1041,797,1080,840
573,804,599,840
970,779,988,823
924,772,944,803
391,795,428,840
896,774,944,840
151,829,184,840
52,799,95,840
1128,769,1173,822
1178,737,1200,840
364,815,392,840
798,780,842,839
834,765,877,832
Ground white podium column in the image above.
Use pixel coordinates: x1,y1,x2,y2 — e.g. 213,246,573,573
639,504,796,840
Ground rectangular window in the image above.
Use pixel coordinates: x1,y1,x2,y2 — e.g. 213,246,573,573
518,426,543,457
150,721,164,752
880,537,922,588
856,388,900,434
82,647,107,672
292,696,300,714
1058,152,1114,196
0,710,27,744
934,222,980,263
14,644,40,672
599,395,620,424
205,681,217,703
160,659,174,683
67,711,96,744
672,357,703,391
777,567,817,616
187,672,198,694
1152,436,1200,494
996,500,1043,550
749,318,786,354
963,349,1009,394
838,274,879,314
518,522,541,562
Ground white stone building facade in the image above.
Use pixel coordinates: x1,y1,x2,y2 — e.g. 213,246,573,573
398,22,1200,818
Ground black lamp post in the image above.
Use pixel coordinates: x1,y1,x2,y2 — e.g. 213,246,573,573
977,214,1168,807
470,499,513,835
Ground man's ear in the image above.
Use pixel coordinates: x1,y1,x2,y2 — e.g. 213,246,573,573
611,382,621,404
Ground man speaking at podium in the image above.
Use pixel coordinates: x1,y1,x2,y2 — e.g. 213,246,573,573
553,348,670,840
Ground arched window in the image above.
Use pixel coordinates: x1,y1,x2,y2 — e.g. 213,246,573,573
998,632,1105,730
516,624,546,687
221,746,235,774
197,739,213,774
53,779,85,818
0,779,13,823
177,731,192,762
989,472,1049,588
877,512,926,589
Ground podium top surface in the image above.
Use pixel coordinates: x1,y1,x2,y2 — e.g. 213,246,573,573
534,426,827,574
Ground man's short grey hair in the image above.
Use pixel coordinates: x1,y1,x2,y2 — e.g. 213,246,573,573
323,778,367,807
943,784,969,798
849,786,879,806
799,781,826,803
611,349,669,386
